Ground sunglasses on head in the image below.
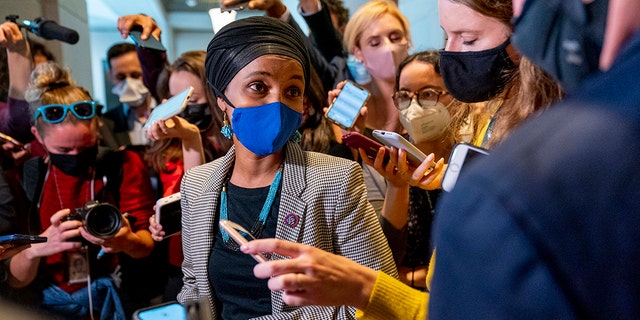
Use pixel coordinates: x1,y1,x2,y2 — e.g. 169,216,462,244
33,100,97,124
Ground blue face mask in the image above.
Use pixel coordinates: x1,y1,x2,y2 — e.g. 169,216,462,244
231,102,302,156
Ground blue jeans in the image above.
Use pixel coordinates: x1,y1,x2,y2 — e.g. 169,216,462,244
40,277,125,320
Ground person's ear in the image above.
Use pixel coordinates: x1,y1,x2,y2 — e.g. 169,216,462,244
216,97,227,112
353,46,365,64
31,126,44,145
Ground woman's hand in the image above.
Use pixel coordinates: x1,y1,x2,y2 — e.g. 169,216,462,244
242,238,377,310
149,215,165,242
117,14,162,41
24,209,83,259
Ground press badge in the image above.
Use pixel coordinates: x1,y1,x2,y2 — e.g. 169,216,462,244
67,247,89,284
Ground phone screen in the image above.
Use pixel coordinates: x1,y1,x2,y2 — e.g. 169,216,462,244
326,81,370,129
158,201,181,238
134,302,186,320
143,86,193,131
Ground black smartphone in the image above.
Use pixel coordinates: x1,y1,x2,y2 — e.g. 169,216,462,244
342,132,390,164
129,26,166,52
325,81,370,129
0,234,47,246
155,193,181,239
133,301,186,320
441,143,490,192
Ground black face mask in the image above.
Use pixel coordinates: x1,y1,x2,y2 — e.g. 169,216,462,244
49,144,98,176
179,103,212,131
511,0,608,92
439,39,516,103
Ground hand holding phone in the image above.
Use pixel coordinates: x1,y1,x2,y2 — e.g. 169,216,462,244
129,25,166,52
0,131,24,150
342,132,390,164
219,220,268,263
155,193,181,239
372,130,431,167
143,86,193,131
326,81,370,129
441,143,489,192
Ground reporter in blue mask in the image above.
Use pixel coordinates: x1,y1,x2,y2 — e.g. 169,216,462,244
177,16,396,319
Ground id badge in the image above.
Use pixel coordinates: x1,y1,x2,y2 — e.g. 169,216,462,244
67,247,89,284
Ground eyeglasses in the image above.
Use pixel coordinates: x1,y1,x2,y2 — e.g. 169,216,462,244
393,88,449,110
33,100,97,124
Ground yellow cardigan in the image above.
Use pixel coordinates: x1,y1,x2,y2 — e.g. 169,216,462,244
356,254,436,320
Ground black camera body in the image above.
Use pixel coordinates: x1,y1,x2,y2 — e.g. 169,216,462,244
65,201,123,239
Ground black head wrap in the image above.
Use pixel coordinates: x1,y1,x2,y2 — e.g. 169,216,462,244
205,16,310,107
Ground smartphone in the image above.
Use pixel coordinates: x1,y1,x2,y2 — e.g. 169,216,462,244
342,132,390,164
372,130,431,167
325,81,370,129
129,26,166,52
221,0,250,12
143,86,194,131
0,131,24,149
155,193,181,239
218,220,268,263
0,234,47,246
133,301,186,320
441,143,490,192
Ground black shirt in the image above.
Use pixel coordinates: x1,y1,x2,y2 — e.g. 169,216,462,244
209,182,280,319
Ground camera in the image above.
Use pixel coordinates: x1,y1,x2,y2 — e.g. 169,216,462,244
64,201,123,239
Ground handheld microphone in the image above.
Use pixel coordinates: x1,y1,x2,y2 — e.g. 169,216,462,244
5,15,79,45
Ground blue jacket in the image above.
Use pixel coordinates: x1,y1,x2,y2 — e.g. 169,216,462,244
430,31,640,319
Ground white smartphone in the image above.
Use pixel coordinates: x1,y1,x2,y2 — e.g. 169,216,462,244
325,80,370,129
143,86,194,131
218,220,268,263
441,143,490,192
133,301,186,320
372,130,430,167
155,193,181,239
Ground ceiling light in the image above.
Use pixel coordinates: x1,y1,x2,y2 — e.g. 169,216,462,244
185,0,198,7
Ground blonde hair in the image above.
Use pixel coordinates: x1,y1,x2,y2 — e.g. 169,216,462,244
343,0,411,54
25,62,96,134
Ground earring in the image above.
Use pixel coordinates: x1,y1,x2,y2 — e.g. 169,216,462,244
221,113,233,139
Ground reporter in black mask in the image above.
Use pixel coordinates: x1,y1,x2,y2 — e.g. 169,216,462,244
439,0,563,149
7,62,156,319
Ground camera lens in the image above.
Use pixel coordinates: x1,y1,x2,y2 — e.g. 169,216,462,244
83,203,122,239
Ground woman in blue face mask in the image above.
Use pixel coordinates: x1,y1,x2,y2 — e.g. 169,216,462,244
177,16,397,319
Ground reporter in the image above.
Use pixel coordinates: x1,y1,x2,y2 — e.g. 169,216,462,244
6,62,155,319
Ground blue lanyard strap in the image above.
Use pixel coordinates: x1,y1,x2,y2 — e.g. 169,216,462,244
219,165,283,244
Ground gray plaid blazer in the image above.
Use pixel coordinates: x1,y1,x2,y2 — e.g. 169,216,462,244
177,142,397,319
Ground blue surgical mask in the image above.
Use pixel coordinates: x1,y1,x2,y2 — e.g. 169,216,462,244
231,102,302,156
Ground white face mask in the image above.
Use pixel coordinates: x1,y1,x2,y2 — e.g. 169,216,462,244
399,99,452,143
361,42,408,81
111,78,149,107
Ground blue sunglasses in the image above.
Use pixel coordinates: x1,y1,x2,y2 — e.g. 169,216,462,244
33,100,97,124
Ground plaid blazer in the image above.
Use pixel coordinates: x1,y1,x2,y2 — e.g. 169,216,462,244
177,142,397,319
